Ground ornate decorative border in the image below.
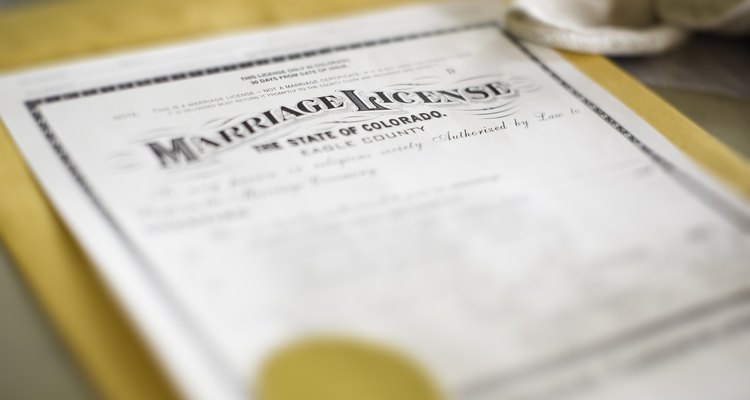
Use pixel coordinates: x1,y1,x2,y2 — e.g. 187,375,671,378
503,31,749,233
23,22,750,396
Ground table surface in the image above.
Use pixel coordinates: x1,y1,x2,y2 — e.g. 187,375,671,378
0,1,748,399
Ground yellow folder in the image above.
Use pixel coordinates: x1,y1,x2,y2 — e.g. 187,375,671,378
1,1,748,399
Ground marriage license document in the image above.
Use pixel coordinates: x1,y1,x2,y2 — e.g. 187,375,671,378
2,1,749,399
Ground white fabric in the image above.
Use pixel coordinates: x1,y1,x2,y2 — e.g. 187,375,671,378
506,0,750,55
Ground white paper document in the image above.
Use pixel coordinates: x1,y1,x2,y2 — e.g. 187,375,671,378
2,1,750,399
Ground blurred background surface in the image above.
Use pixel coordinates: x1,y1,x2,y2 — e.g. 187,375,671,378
0,0,747,399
